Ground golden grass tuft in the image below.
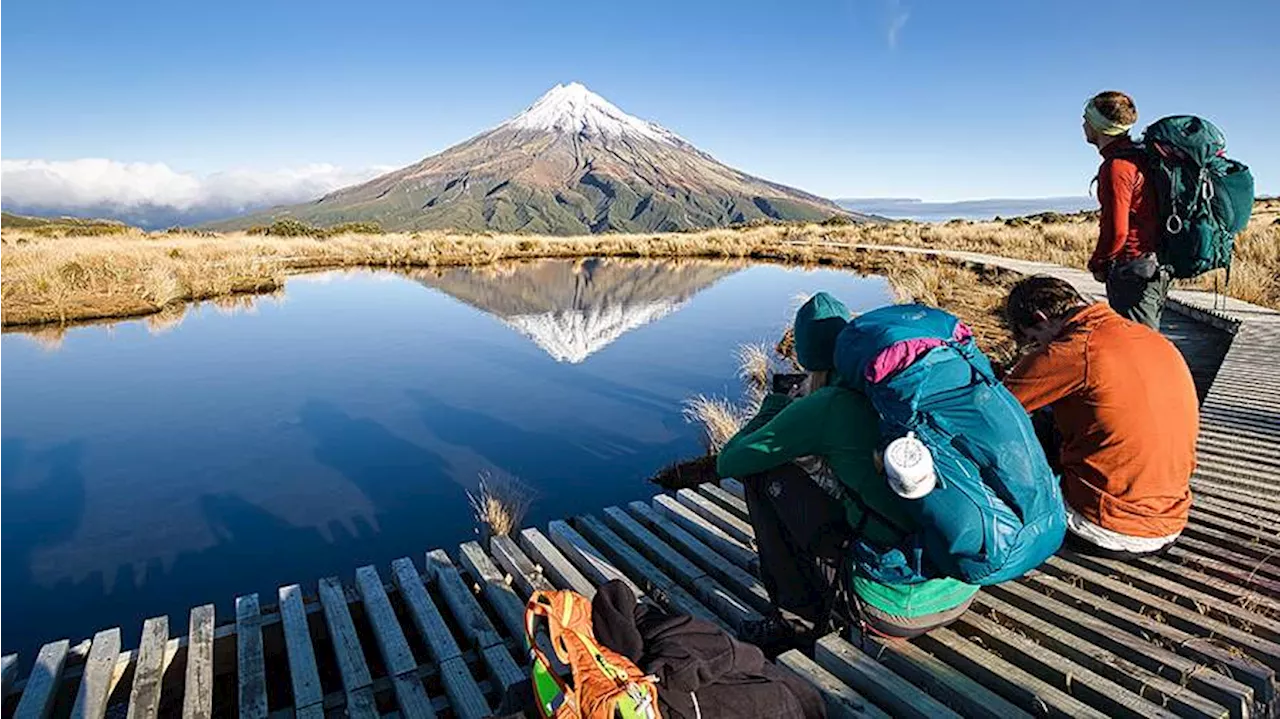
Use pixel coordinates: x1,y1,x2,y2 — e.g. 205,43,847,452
466,471,534,538
737,343,773,414
682,394,746,454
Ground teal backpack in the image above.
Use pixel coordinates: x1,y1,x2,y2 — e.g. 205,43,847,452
833,304,1065,586
1138,116,1255,279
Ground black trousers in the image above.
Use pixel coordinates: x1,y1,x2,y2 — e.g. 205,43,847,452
741,464,851,624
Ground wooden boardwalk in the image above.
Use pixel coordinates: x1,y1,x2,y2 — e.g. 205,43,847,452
3,249,1278,719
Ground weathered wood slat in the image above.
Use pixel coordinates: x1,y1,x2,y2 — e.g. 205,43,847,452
971,592,1229,719
390,557,463,662
14,640,70,719
317,576,377,718
676,488,755,545
915,626,1109,719
518,527,596,598
951,611,1182,719
426,549,525,696
1019,572,1274,704
1174,534,1280,584
812,635,961,719
627,500,771,613
1137,550,1280,614
574,514,729,630
458,541,528,646
354,565,436,717
601,506,761,630
1,655,17,695
652,494,758,572
720,477,746,499
70,628,120,719
390,557,491,719
277,586,323,713
845,626,1030,719
776,649,891,719
696,482,749,520
126,617,168,719
490,534,555,597
181,605,215,719
547,519,642,595
235,595,268,719
1044,556,1280,671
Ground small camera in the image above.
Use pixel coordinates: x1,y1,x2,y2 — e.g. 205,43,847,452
771,373,808,395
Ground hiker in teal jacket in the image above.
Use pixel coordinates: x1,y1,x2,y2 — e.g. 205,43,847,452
718,293,978,639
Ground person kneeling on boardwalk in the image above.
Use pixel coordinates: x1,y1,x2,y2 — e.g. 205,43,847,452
716,293,979,641
1003,275,1198,559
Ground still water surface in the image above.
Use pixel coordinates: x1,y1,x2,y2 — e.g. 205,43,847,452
1,258,891,654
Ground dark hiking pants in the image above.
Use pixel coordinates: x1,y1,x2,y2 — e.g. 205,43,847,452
741,464,851,624
1106,256,1171,330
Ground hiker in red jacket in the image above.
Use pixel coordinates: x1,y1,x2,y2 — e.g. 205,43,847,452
1083,90,1170,329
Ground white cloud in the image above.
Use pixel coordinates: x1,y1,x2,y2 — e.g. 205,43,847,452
887,0,910,48
0,158,392,225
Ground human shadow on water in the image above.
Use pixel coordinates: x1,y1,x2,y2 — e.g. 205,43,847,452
405,389,697,522
1,404,476,660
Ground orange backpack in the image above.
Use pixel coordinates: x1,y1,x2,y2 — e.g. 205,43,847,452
524,589,662,719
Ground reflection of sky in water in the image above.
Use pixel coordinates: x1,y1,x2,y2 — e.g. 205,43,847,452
1,259,891,655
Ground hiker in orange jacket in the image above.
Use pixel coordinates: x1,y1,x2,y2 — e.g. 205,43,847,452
1002,275,1197,558
1083,90,1169,330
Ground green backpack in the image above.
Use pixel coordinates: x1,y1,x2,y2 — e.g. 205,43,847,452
1138,116,1255,280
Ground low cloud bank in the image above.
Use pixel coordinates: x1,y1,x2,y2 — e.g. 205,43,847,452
1,158,390,228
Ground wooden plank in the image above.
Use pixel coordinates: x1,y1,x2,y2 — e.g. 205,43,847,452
354,565,436,717
344,686,379,719
720,477,746,499
354,565,419,675
126,617,168,719
776,649,892,719
425,549,506,651
697,482,750,519
390,557,463,662
490,534,555,597
518,527,596,598
547,519,642,595
277,586,323,713
971,592,1229,719
652,494,758,572
574,514,730,630
951,611,1182,719
676,487,756,545
627,500,772,613
317,576,374,693
1045,556,1280,671
458,541,528,646
388,672,438,719
812,634,961,719
70,628,120,719
14,640,69,719
235,594,268,719
427,547,526,696
913,627,1109,719
181,605,215,719
845,626,1030,719
1018,571,1272,707
1,655,18,695
601,506,762,630
390,557,490,719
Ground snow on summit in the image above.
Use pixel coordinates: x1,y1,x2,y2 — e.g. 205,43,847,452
503,82,683,144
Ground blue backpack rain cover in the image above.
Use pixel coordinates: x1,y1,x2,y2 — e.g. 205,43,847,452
833,304,1065,586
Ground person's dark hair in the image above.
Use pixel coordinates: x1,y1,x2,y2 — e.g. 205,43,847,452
1090,91,1138,126
1005,275,1086,331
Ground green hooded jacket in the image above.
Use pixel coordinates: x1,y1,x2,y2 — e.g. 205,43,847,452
717,293,978,618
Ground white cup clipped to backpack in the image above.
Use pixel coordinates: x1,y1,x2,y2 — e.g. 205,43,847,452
883,432,937,499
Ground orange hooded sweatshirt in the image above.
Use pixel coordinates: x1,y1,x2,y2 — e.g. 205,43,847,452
1005,303,1197,538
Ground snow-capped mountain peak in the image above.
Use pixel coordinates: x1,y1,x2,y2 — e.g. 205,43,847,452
502,82,683,144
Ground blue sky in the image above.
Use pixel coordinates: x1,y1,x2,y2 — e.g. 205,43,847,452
3,0,1277,209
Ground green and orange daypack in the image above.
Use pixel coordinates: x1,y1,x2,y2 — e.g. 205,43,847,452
524,589,662,719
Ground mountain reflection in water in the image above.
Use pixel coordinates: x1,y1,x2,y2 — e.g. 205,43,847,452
1,258,891,657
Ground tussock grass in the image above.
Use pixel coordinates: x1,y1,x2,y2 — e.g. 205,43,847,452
467,472,533,538
682,394,745,454
737,343,773,414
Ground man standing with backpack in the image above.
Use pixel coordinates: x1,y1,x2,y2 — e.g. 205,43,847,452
1083,91,1170,329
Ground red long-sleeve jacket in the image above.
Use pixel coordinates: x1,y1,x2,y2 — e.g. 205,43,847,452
1088,138,1161,274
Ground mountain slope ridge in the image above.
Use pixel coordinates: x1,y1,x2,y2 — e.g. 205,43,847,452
216,83,863,234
